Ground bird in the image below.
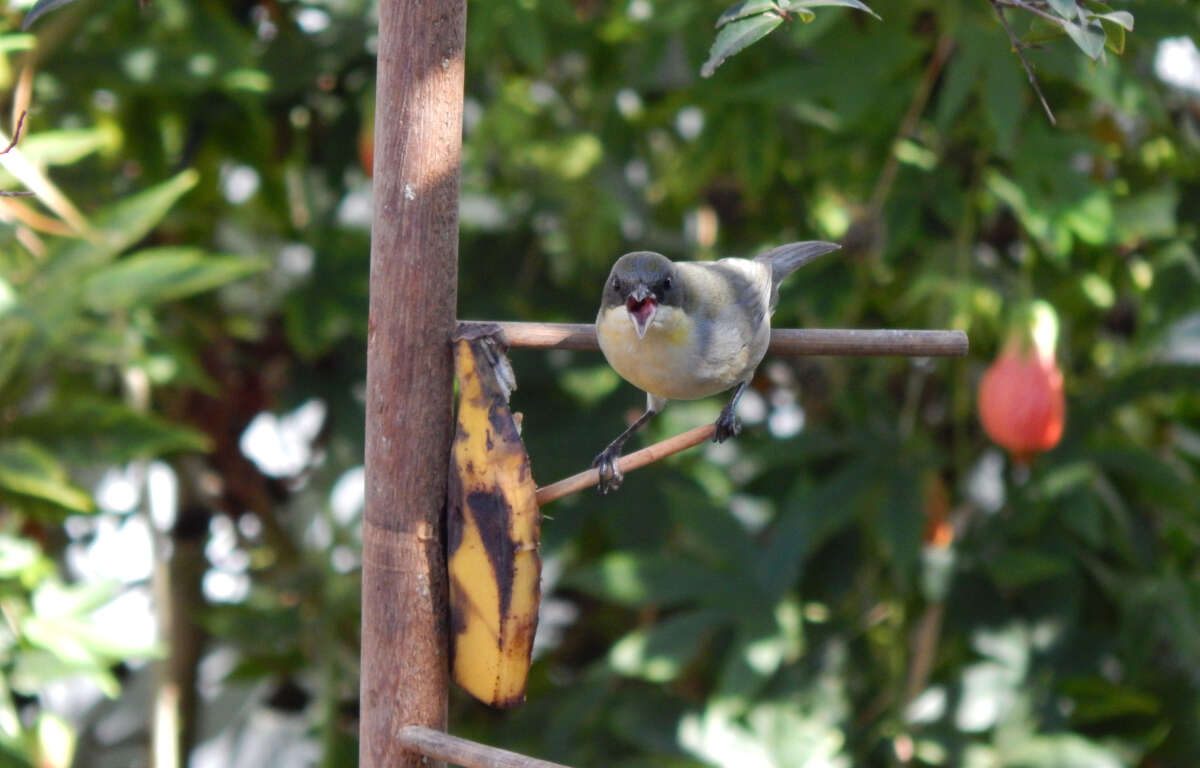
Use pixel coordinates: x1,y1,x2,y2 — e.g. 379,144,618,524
592,240,841,493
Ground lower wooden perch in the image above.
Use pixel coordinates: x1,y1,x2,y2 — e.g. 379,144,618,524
398,726,573,768
535,424,715,505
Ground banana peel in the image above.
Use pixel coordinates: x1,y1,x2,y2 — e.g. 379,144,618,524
447,325,541,708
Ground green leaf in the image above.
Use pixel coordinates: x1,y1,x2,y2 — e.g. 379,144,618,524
0,535,44,579
84,247,266,310
987,548,1071,590
1045,0,1080,20
787,0,880,21
1087,10,1133,30
10,649,120,698
984,50,1024,158
1113,184,1177,243
1062,19,1105,60
1061,677,1160,723
0,440,92,513
48,169,200,278
716,0,780,29
609,610,723,682
564,552,735,608
701,12,784,79
13,394,211,463
1101,21,1124,55
879,471,921,587
0,128,118,189
0,34,37,54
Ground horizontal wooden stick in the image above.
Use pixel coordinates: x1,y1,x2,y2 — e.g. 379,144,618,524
397,725,574,768
536,424,715,505
459,321,968,357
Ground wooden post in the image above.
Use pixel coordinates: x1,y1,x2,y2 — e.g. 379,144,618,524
361,0,465,761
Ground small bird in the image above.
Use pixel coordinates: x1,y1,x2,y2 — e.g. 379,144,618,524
592,240,841,493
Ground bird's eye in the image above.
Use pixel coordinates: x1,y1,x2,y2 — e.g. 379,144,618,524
662,277,672,290
611,277,622,292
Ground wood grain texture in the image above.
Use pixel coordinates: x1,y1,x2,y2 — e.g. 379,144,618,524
397,727,574,768
459,321,969,357
361,0,465,763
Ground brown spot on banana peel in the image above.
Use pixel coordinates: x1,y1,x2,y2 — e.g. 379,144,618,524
448,574,472,637
465,489,515,620
487,398,521,444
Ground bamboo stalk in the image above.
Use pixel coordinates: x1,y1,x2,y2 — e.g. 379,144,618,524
397,727,574,768
458,321,969,357
536,424,715,505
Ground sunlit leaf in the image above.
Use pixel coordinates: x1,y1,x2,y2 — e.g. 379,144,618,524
1062,19,1105,60
47,169,200,276
716,0,780,29
1045,0,1080,20
701,13,784,78
0,440,92,513
83,247,266,310
1088,10,1133,30
13,395,211,462
609,610,722,682
787,0,880,20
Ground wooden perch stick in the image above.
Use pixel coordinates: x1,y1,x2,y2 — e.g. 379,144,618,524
459,321,969,357
397,726,574,768
536,424,715,505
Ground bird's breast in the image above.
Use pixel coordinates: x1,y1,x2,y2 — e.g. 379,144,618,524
596,305,755,400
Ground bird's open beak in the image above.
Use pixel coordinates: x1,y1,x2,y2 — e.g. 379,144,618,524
625,285,657,340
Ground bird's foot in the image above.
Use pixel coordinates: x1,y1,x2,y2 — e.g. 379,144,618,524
713,406,742,443
592,446,625,494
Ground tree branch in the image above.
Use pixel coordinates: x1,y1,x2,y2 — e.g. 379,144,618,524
989,0,1057,125
536,424,715,504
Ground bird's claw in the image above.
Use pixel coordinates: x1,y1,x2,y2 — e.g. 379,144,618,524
713,407,742,443
592,449,624,494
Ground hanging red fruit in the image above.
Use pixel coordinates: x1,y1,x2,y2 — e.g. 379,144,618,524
978,300,1065,463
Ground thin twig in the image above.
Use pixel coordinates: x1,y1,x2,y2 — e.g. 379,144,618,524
397,726,574,768
1,110,27,155
989,0,1056,125
460,321,969,357
536,424,715,505
0,110,36,197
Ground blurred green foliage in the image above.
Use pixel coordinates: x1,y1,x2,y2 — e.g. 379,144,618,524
0,0,1198,766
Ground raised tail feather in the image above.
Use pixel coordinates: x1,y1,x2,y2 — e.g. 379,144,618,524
754,240,842,289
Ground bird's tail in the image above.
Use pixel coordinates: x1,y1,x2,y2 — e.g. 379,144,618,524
754,240,841,288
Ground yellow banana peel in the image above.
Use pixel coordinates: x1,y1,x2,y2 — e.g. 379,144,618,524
448,326,542,708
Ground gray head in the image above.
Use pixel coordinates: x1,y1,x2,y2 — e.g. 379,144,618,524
601,251,684,339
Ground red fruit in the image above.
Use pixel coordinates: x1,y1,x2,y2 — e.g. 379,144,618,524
978,340,1064,463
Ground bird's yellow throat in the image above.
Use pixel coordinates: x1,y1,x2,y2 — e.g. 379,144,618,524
597,304,720,400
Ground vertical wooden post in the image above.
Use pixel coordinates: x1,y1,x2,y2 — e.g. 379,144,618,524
361,0,465,762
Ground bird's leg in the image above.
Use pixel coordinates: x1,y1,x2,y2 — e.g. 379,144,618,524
592,407,658,494
713,381,747,443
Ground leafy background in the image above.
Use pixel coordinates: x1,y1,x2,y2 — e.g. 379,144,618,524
0,0,1198,766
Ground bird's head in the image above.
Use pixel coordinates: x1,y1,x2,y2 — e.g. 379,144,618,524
602,251,683,339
